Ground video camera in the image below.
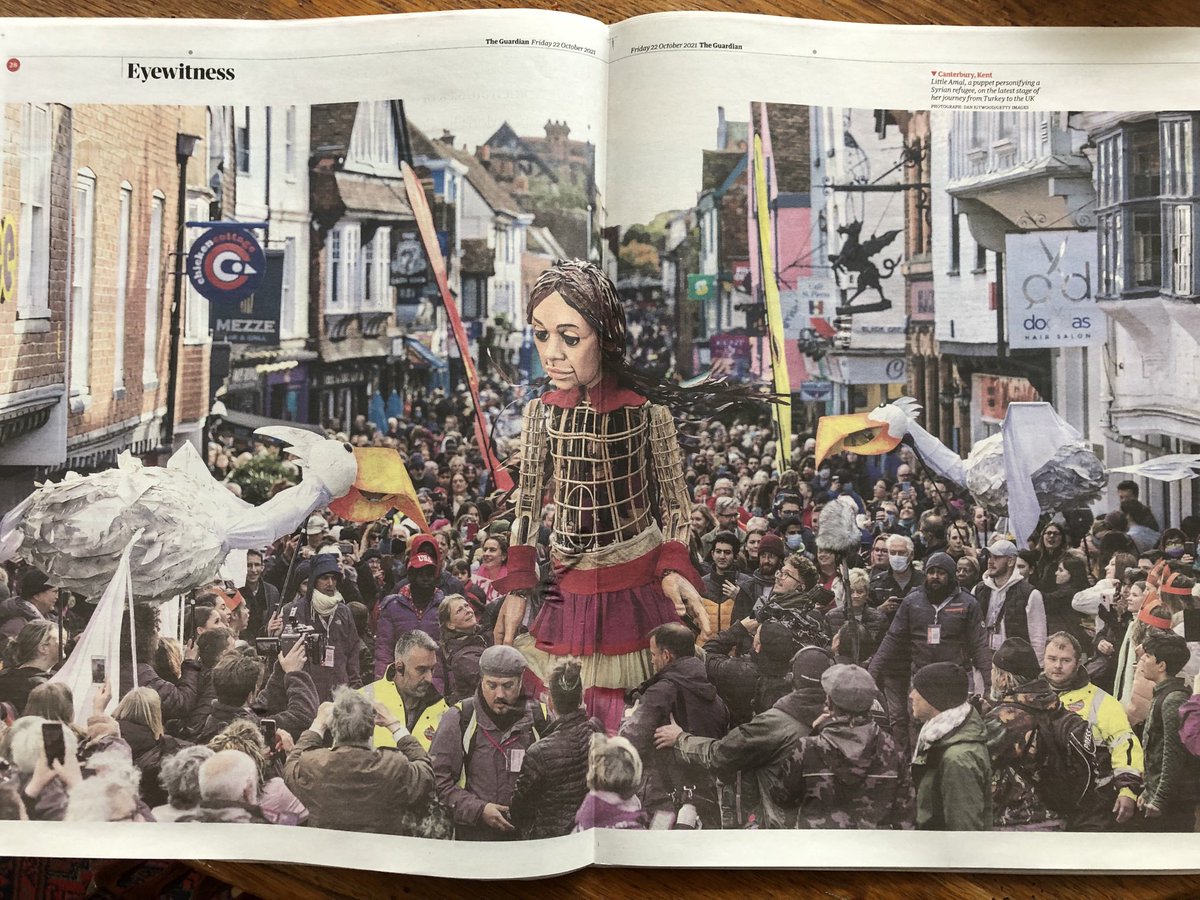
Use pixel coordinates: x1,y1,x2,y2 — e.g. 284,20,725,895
255,615,327,662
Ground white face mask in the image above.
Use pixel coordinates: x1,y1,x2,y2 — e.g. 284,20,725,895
889,554,910,572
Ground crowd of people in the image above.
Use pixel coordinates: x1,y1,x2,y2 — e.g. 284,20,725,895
4,285,1200,834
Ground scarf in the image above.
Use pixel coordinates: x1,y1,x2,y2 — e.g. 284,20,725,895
912,700,972,762
310,589,342,617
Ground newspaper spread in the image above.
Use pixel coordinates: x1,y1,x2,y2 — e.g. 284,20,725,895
1,8,1200,877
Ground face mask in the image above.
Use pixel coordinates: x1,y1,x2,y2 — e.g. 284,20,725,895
785,534,804,551
1166,546,1186,559
889,554,909,572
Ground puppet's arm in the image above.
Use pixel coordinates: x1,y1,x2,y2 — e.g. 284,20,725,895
496,398,548,644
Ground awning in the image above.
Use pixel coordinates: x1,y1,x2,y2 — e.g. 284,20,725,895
211,409,325,439
405,336,448,370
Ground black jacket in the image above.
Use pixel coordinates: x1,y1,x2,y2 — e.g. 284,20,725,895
119,720,192,808
195,667,320,744
621,656,730,816
509,708,604,840
0,665,51,714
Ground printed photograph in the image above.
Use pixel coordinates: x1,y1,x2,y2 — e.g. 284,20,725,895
1,97,1199,845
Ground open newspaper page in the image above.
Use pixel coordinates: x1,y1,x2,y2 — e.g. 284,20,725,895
0,10,608,877
599,11,1200,870
3,6,1200,880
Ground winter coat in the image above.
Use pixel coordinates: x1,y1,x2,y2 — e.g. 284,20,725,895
280,596,361,701
573,790,646,830
675,686,826,829
0,664,51,714
0,597,48,643
974,572,1047,662
283,727,435,834
701,622,790,726
195,668,320,744
509,708,605,840
360,669,448,751
912,705,992,830
1041,584,1091,646
374,586,445,681
429,692,546,841
179,668,217,739
239,579,280,640
177,799,272,824
983,677,1064,829
439,628,488,706
868,567,923,614
620,655,729,817
773,715,914,829
1056,678,1143,803
118,719,192,809
118,659,203,723
1141,676,1199,816
825,604,889,661
700,569,752,638
868,586,991,692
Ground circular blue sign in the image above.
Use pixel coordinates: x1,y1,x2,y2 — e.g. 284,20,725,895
187,225,266,304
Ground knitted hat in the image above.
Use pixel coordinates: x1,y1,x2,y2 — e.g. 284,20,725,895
758,621,803,665
759,534,786,560
479,644,528,677
923,552,956,576
993,637,1040,682
911,662,969,712
791,645,835,686
821,663,877,713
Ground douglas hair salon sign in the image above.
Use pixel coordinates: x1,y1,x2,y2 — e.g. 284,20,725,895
1004,231,1104,349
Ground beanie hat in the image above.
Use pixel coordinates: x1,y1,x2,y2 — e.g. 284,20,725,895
791,645,835,686
993,637,1040,682
923,552,956,577
759,534,786,560
911,662,969,712
758,621,803,665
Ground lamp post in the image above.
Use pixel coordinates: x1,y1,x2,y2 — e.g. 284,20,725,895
163,132,200,452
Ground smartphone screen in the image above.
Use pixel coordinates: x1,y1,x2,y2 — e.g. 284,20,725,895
261,718,277,750
42,722,66,767
90,656,106,684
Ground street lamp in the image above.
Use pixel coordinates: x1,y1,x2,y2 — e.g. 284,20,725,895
163,132,200,452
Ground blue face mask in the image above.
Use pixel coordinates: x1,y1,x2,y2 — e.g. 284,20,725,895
785,534,804,551
1165,545,1186,559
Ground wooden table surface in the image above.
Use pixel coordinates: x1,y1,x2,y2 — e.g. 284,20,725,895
11,0,1200,894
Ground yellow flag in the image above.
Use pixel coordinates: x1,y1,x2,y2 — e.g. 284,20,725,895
753,134,792,472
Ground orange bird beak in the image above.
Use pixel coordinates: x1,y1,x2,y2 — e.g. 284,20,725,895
814,411,902,469
328,448,429,531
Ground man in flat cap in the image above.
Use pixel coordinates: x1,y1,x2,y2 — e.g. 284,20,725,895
772,663,913,829
428,644,547,841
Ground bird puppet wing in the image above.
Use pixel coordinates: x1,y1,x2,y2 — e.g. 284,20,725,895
1109,454,1200,483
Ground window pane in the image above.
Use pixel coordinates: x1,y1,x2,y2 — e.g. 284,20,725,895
1130,129,1161,199
1132,209,1162,287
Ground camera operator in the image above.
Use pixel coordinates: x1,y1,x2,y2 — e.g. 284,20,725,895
194,639,319,744
274,553,361,702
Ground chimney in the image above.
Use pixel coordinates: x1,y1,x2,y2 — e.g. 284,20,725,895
440,128,455,145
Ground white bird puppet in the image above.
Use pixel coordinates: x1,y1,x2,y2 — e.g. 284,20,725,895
814,397,1109,547
0,426,361,604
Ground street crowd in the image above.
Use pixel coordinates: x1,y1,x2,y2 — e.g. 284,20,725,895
2,370,1200,836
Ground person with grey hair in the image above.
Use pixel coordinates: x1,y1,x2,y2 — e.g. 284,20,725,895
64,775,143,823
178,749,269,824
153,745,215,822
8,715,80,821
360,629,448,751
284,686,435,834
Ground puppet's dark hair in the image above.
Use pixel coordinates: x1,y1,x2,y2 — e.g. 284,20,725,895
526,259,778,417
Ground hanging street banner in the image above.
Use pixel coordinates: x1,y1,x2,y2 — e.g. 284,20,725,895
687,273,715,301
211,249,283,346
187,224,266,304
710,333,753,380
1004,230,1103,349
0,215,16,304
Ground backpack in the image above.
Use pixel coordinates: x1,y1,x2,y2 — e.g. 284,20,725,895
454,696,547,788
1018,699,1108,815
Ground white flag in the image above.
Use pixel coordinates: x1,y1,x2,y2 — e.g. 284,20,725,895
50,532,140,725
1002,403,1080,550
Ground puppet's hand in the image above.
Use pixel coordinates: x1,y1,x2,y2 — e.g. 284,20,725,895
494,592,528,646
662,572,710,637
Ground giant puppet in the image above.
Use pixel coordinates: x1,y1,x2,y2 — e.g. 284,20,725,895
0,429,423,604
814,397,1200,548
492,260,768,732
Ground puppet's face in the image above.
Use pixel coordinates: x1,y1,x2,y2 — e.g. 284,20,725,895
531,291,603,392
